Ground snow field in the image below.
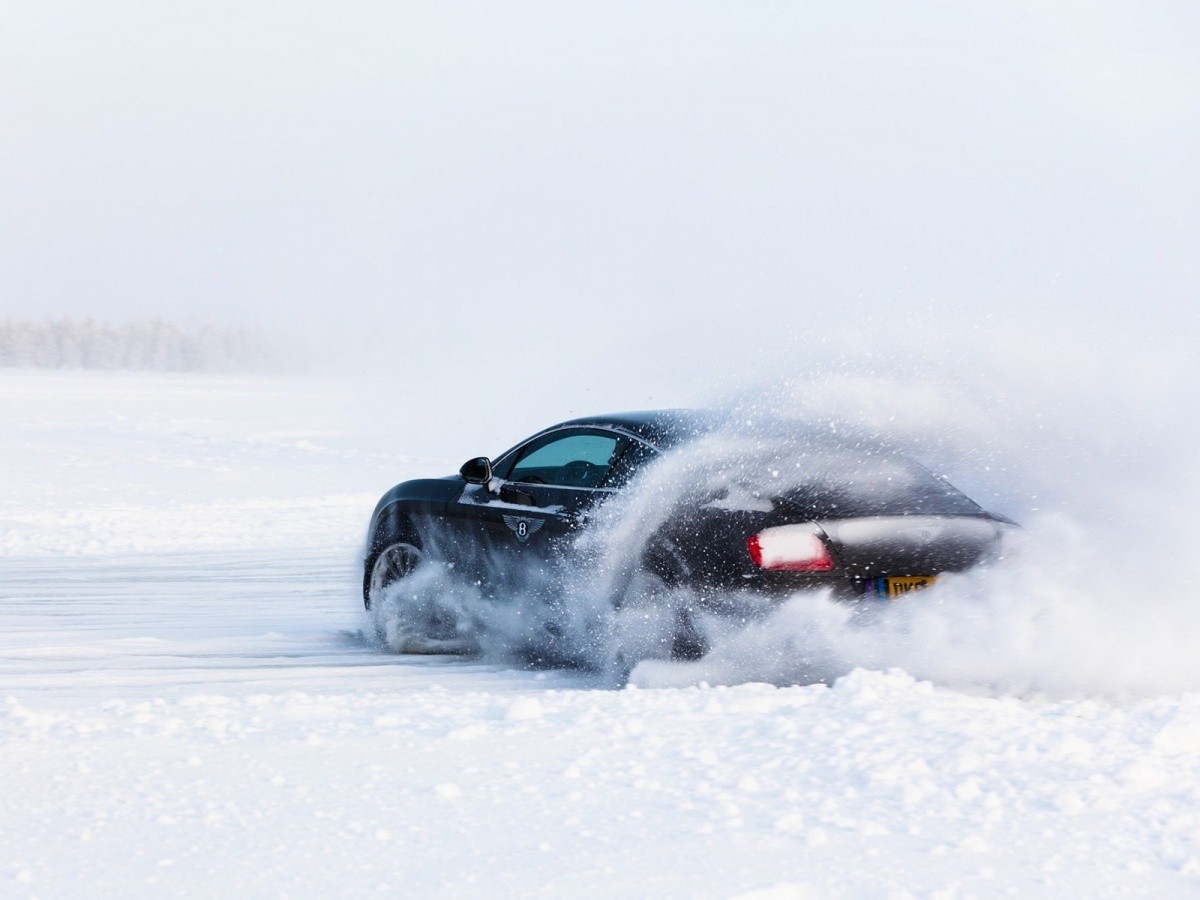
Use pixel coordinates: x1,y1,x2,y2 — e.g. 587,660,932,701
0,370,432,557
4,369,1200,897
5,666,1200,897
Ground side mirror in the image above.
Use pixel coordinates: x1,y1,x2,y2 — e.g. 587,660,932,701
459,457,493,485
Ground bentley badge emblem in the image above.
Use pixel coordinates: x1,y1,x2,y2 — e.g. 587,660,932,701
503,515,545,543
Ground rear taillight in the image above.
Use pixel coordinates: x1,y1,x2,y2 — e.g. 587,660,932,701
747,525,835,572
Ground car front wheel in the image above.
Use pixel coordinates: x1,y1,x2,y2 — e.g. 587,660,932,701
366,539,474,654
366,540,423,611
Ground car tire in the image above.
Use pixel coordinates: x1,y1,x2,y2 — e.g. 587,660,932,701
669,606,707,660
366,540,423,611
366,536,475,655
612,538,709,662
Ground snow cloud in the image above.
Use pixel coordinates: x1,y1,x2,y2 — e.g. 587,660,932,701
369,321,1200,701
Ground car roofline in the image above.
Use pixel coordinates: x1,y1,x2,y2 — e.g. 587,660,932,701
550,409,725,449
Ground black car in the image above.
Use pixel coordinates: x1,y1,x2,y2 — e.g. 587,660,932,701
363,410,1013,657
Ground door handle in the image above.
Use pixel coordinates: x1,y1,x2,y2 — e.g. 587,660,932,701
499,485,536,506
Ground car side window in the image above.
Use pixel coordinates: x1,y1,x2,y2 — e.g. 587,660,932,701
508,432,621,488
605,438,658,487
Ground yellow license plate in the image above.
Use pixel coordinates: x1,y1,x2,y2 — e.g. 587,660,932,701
876,575,937,598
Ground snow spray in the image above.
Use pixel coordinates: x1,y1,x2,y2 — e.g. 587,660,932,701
371,323,1200,701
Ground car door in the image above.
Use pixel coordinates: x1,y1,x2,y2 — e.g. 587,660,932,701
446,428,629,579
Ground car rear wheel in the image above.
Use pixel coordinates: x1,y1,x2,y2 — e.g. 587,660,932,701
609,538,710,663
670,606,708,660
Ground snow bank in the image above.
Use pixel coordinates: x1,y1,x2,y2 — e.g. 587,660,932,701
3,364,1200,896
5,660,1200,897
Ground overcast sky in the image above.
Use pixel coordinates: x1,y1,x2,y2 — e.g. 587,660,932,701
2,2,1197,404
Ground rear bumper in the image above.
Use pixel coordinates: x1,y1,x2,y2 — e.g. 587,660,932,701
721,570,949,602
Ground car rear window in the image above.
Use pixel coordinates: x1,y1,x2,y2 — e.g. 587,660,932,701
780,455,984,519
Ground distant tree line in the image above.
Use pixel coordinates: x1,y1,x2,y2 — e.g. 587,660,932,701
0,318,290,372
